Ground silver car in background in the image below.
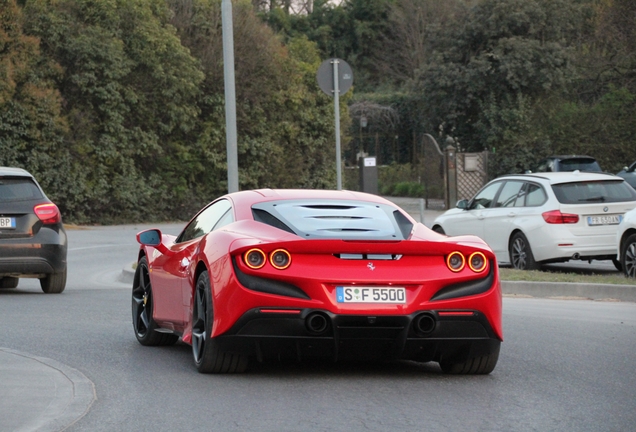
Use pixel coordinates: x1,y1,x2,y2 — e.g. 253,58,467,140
432,172,636,270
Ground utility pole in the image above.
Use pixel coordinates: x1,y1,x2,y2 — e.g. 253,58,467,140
222,0,239,193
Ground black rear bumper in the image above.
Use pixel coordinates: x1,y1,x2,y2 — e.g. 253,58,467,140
216,308,500,364
0,227,67,277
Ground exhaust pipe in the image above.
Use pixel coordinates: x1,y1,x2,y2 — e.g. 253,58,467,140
413,313,436,336
305,312,329,335
572,253,581,260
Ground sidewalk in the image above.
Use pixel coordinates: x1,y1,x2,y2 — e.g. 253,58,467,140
0,348,95,432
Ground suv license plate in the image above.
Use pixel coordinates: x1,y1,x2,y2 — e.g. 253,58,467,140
0,217,16,229
587,215,622,226
336,286,406,304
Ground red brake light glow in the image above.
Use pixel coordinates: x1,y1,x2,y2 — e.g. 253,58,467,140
34,203,61,224
446,251,465,272
542,210,579,224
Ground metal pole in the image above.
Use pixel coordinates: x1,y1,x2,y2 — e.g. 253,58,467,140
333,59,342,190
222,0,239,193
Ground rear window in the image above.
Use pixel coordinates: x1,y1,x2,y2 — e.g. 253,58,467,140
0,177,43,202
558,158,602,172
252,199,413,240
552,180,636,204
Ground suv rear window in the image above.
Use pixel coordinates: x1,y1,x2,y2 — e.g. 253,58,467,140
552,180,636,204
0,178,43,202
558,158,602,172
252,199,413,240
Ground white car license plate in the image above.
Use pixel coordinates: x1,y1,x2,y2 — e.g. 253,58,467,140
587,215,622,226
336,286,406,303
0,217,16,229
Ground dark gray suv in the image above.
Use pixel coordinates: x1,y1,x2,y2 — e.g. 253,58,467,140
617,161,636,189
0,167,67,293
532,155,602,173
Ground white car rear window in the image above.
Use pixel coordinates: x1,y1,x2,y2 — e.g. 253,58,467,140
552,180,636,204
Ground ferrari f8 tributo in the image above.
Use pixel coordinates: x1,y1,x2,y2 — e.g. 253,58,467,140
132,189,502,374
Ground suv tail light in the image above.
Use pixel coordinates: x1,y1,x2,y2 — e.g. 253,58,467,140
542,210,579,224
34,203,61,224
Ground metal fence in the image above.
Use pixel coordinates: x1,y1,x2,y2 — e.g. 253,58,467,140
455,151,489,201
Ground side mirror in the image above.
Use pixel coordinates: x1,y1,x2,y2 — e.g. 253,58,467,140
137,229,162,246
456,199,468,210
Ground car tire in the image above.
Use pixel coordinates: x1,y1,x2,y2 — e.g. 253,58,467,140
40,268,67,293
432,225,445,235
0,277,19,289
192,270,248,374
621,233,636,278
131,257,178,346
439,341,500,375
612,258,623,272
509,232,539,270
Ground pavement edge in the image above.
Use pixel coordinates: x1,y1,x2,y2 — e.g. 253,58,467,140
1,348,96,432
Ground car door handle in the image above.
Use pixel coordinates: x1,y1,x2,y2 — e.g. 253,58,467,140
508,212,516,217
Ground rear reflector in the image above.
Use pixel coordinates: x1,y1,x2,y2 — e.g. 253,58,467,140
542,210,579,224
438,311,474,317
259,309,301,314
34,203,61,224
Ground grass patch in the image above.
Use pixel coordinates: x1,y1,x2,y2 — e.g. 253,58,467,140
499,268,636,285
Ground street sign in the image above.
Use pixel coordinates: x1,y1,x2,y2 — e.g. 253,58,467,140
317,59,354,96
316,58,354,191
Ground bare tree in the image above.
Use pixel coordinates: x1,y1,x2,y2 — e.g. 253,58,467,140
252,0,331,14
374,0,464,85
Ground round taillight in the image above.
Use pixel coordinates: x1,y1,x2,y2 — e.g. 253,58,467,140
270,249,291,270
468,252,487,272
446,251,465,272
244,249,266,269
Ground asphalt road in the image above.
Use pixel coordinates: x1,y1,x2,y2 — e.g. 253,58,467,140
1,224,636,431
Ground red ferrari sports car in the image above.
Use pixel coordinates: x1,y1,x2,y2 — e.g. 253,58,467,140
132,189,502,374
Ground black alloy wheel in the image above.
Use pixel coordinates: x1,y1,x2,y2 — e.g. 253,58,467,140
509,232,539,270
131,257,178,346
192,271,247,374
622,234,636,278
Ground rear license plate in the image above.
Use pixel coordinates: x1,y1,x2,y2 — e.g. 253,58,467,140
336,286,406,304
0,217,16,229
587,215,622,226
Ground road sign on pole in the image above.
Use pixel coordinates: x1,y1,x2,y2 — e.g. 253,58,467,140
317,58,353,190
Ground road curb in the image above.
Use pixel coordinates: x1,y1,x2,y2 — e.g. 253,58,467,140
501,280,636,302
0,348,96,432
120,264,135,285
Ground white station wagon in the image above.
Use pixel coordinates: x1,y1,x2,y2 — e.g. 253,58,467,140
432,172,636,270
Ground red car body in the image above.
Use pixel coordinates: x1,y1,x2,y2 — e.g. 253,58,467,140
133,189,502,374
